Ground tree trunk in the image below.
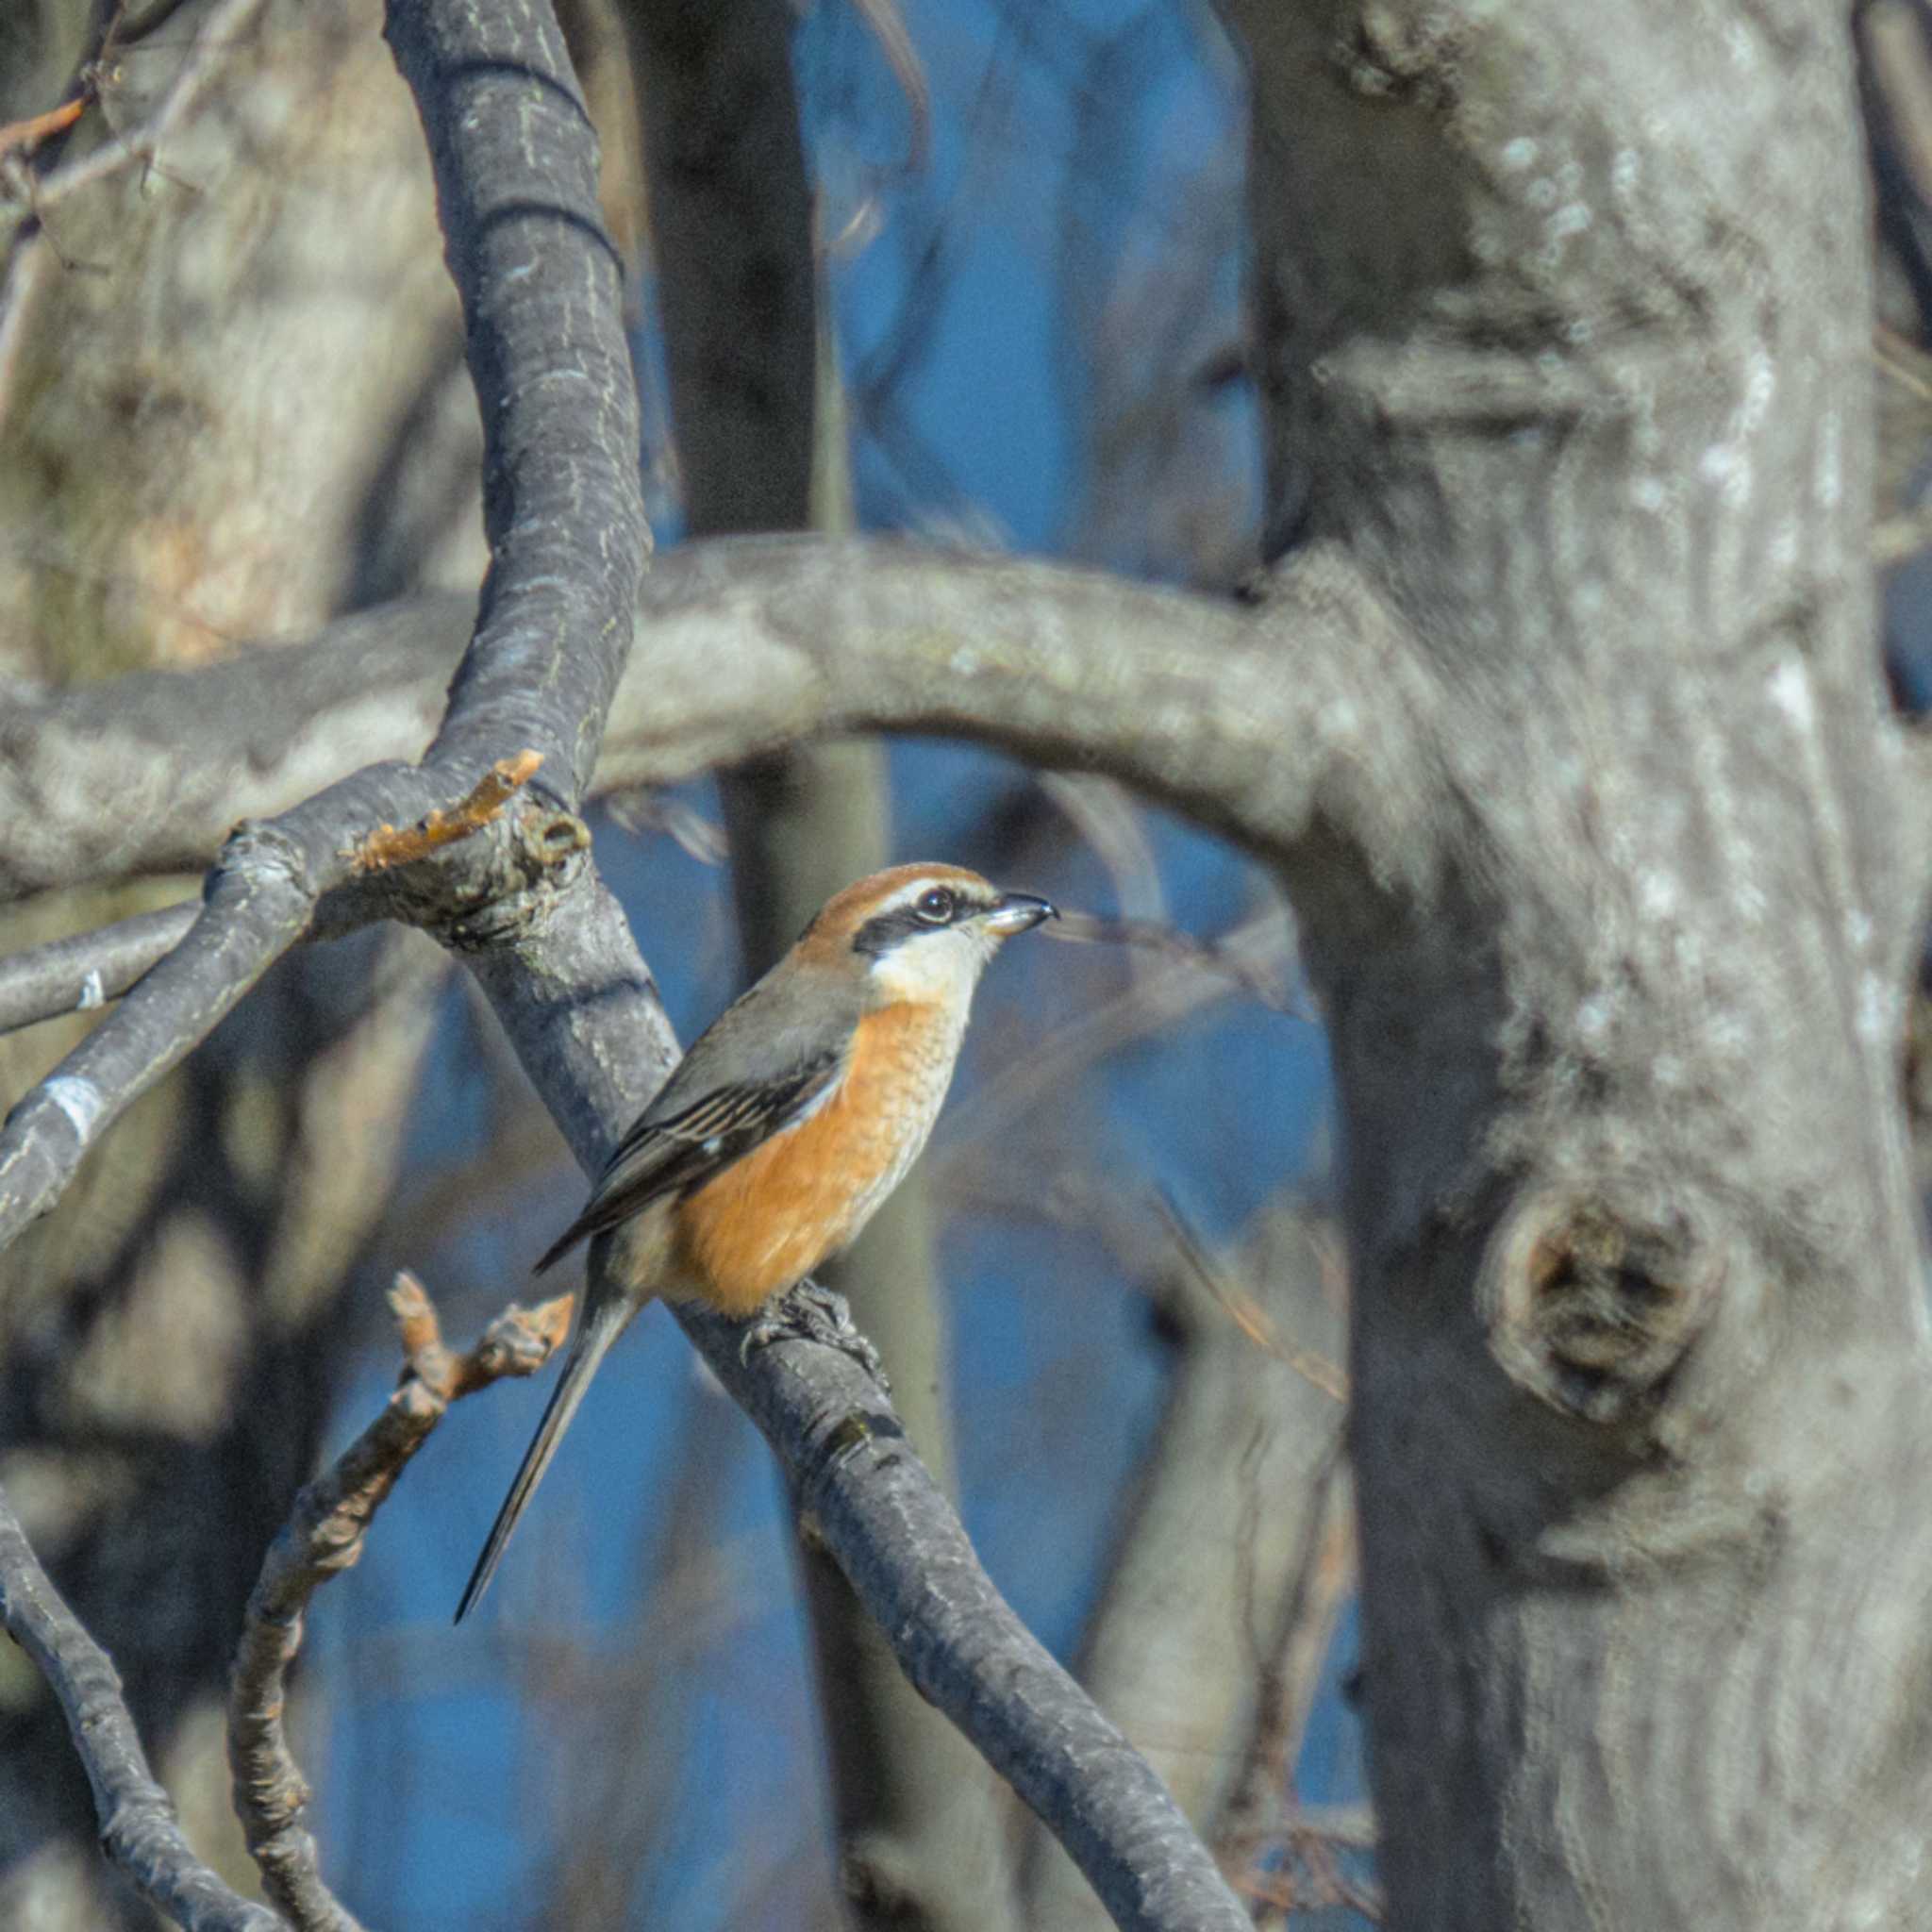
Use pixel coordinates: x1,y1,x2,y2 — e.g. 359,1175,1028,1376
1217,2,1932,1924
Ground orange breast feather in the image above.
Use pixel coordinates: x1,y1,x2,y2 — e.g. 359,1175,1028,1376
672,1001,962,1315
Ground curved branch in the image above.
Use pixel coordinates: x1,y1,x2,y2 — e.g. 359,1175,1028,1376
1022,1200,1348,1930
695,1297,1253,1932
0,1488,286,1932
382,0,648,799
3,536,1433,904
615,537,1423,858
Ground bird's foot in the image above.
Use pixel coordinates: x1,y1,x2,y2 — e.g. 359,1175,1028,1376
741,1277,889,1388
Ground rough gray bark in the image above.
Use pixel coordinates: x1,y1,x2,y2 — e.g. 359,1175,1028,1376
1218,3,1932,1926
4,3,1926,1927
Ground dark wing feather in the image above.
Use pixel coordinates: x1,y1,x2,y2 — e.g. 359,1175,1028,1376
532,1052,843,1274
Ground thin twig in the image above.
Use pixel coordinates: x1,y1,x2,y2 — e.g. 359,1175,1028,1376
934,898,1302,1178
850,0,930,177
0,1489,285,1932
0,0,269,440
226,1273,573,1931
1152,1190,1349,1402
1039,772,1168,991
1211,1450,1358,1881
11,0,269,218
1043,906,1307,1016
604,786,729,865
0,91,93,168
1240,1860,1384,1923
0,0,129,168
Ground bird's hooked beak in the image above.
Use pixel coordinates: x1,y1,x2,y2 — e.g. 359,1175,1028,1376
982,890,1058,937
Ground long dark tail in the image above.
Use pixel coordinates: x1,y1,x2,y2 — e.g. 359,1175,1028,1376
453,1295,628,1624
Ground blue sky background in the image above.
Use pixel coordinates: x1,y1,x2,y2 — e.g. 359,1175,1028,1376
306,5,1369,1924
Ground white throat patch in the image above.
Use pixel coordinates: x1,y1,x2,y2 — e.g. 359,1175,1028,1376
866,922,999,1005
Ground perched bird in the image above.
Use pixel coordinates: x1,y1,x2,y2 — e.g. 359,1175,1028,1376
456,862,1056,1621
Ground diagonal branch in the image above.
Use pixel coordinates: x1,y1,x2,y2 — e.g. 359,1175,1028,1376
0,1487,286,1932
693,1298,1255,1932
459,874,1255,1932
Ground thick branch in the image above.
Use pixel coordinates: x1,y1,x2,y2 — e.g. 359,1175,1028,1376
2,536,1431,904
696,1300,1251,1932
382,0,648,797
0,1488,285,1932
1213,6,1932,1927
616,538,1425,858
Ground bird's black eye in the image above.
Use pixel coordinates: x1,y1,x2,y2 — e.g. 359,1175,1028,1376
914,887,956,924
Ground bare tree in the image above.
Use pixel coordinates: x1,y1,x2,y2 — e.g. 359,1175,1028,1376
4,1,1930,1930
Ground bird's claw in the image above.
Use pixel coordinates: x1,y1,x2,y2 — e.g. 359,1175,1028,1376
741,1277,890,1388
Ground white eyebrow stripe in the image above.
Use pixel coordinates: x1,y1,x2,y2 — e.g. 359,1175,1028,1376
874,876,990,916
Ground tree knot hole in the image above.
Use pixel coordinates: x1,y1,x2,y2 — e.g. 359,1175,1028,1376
515,797,591,871
1482,1190,1721,1427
